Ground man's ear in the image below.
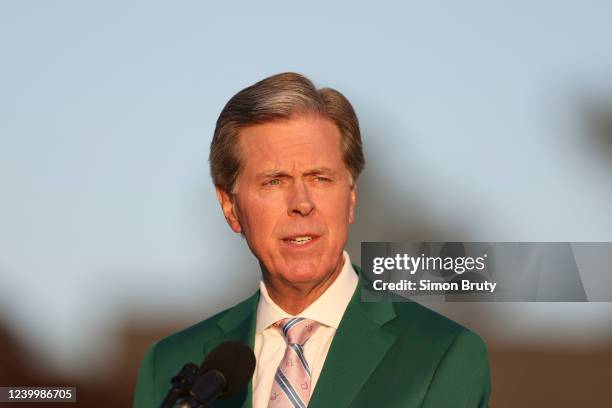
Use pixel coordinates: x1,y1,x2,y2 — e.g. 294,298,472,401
348,183,357,224
215,185,242,233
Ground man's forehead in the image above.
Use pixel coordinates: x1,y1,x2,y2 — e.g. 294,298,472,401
237,117,345,171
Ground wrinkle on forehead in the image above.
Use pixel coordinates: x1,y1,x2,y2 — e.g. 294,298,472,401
238,116,344,175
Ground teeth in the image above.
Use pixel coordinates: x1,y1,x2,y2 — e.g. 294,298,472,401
289,236,313,244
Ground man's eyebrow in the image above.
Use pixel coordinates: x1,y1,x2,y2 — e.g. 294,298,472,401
257,167,338,178
304,167,337,176
257,170,290,178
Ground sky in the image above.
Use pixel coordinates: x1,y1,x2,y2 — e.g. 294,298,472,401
1,1,612,375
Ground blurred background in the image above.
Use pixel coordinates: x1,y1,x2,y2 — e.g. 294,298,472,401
1,1,611,406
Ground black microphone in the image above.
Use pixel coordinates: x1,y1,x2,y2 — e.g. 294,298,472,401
160,362,199,408
180,341,256,408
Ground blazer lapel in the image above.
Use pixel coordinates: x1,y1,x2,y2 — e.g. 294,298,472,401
308,280,397,408
203,291,260,408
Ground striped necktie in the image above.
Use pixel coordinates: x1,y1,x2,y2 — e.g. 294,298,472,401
267,317,320,408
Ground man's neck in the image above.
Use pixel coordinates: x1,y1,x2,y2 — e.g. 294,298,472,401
262,258,345,315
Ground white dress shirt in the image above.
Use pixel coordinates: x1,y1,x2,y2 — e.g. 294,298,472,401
252,251,359,408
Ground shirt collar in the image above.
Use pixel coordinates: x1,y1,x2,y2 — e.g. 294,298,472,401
256,250,359,333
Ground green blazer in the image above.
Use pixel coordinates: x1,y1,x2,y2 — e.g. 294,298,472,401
134,266,490,408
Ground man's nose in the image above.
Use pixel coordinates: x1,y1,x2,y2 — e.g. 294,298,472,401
287,180,315,216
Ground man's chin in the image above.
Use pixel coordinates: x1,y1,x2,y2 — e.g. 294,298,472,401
279,260,341,287
283,263,321,282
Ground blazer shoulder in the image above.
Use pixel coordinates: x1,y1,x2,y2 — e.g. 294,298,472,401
355,263,484,345
384,301,490,407
157,291,259,352
390,300,485,348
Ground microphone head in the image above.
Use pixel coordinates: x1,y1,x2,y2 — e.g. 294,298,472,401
200,341,256,399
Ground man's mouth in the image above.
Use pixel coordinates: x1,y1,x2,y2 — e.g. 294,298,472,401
286,236,314,245
281,234,321,248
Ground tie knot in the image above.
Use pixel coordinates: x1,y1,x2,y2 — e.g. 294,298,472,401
274,317,320,345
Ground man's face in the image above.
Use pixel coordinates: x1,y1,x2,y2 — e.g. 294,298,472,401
216,115,357,289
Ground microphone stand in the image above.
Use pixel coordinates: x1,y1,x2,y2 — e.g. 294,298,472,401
159,363,199,408
177,370,227,408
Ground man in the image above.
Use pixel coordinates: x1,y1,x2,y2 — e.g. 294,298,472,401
134,73,491,408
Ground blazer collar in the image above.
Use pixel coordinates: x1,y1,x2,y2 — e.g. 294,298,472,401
215,290,260,344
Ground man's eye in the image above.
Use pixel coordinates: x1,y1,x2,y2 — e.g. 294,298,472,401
266,179,281,186
315,176,331,182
